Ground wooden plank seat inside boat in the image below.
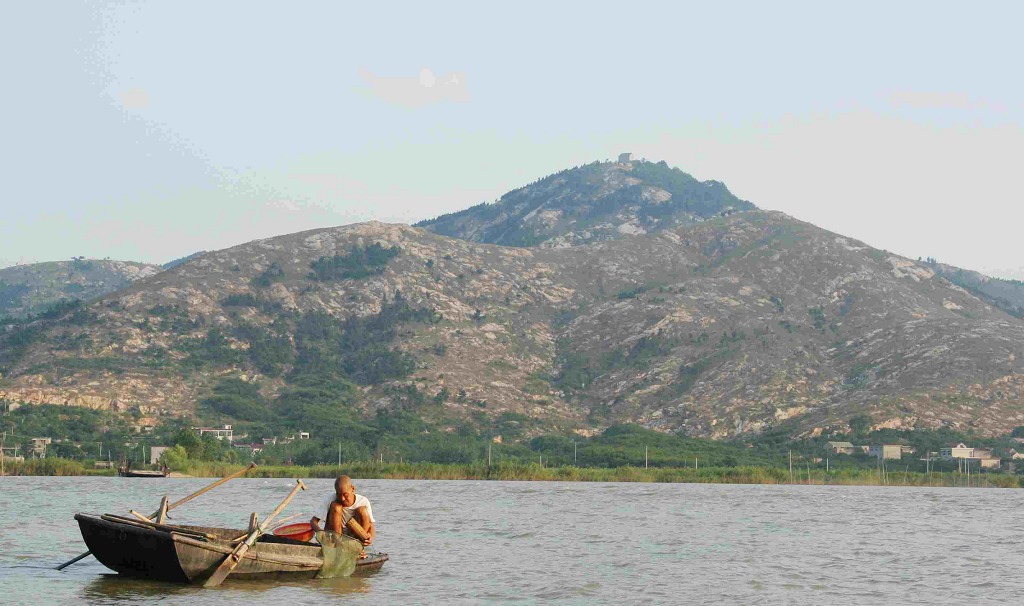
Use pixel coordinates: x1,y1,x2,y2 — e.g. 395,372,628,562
74,513,388,584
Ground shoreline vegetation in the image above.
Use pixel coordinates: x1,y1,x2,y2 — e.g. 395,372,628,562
3,458,1022,488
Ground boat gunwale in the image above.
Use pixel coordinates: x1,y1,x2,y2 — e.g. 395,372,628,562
171,533,324,568
74,513,389,574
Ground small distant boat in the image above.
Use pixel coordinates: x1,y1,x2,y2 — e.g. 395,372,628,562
74,513,388,583
117,468,170,478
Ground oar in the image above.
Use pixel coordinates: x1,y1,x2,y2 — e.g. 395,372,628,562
203,479,306,588
55,462,257,570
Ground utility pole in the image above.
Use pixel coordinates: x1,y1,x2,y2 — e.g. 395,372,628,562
789,451,794,483
488,443,492,467
573,441,577,464
645,446,648,469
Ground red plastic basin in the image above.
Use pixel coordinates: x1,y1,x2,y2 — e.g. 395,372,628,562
273,522,315,542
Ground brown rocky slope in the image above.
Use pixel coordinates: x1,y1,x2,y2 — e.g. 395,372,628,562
1,205,1022,438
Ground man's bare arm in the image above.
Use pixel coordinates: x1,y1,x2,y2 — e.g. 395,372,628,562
325,501,344,533
356,506,375,544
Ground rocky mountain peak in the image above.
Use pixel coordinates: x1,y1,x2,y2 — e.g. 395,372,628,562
416,159,755,248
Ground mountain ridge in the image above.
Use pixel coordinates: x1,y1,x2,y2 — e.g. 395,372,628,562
2,201,1022,440
0,258,162,318
416,159,755,248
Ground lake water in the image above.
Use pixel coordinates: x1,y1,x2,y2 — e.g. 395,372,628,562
0,477,1021,604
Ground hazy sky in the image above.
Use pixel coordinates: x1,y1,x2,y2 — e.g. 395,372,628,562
3,1,1022,278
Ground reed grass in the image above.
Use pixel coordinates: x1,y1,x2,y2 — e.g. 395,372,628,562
8,458,1024,488
3,458,113,476
175,460,1024,488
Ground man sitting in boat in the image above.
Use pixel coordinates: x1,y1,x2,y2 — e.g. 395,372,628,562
310,475,376,557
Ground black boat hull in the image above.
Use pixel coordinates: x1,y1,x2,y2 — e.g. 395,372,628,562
73,514,387,584
75,514,189,582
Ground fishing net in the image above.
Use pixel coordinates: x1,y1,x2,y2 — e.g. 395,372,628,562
315,530,363,578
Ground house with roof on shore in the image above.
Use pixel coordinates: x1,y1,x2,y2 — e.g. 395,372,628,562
940,442,1001,469
826,441,855,455
868,444,903,460
195,425,234,442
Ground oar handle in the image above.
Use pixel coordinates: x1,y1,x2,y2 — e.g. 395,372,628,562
257,479,306,534
166,463,256,512
55,551,91,571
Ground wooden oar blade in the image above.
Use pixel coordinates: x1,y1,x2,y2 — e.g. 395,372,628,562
202,545,251,588
203,479,306,588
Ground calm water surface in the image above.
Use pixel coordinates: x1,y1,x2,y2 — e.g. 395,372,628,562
1,477,1021,604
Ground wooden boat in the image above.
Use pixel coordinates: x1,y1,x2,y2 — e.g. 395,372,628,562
117,468,170,478
74,513,388,583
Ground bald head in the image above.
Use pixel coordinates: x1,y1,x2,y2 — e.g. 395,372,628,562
334,475,355,506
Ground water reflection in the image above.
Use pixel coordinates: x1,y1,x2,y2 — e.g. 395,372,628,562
80,573,372,603
81,575,195,603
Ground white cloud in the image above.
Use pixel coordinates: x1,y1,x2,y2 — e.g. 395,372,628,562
118,87,150,110
357,68,469,108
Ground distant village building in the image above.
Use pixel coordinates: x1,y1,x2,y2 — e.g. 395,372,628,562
826,441,855,455
618,152,633,163
977,457,1001,469
30,437,52,458
971,448,1001,469
149,446,170,465
233,443,265,457
1,444,23,463
941,443,974,460
940,443,1001,469
868,444,902,460
279,431,310,445
195,425,234,442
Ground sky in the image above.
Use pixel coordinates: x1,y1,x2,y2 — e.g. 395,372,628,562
2,1,1022,278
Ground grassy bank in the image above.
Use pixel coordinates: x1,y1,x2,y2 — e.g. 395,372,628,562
1,458,114,476
6,458,1017,488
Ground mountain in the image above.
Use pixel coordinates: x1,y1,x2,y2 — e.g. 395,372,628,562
0,259,162,318
416,159,754,247
927,261,1024,319
1,160,1022,442
163,251,208,270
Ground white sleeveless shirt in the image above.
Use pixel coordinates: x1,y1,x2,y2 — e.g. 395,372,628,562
323,493,376,525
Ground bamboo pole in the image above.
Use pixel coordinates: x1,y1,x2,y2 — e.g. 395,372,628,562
156,496,169,524
166,463,257,512
203,479,306,587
